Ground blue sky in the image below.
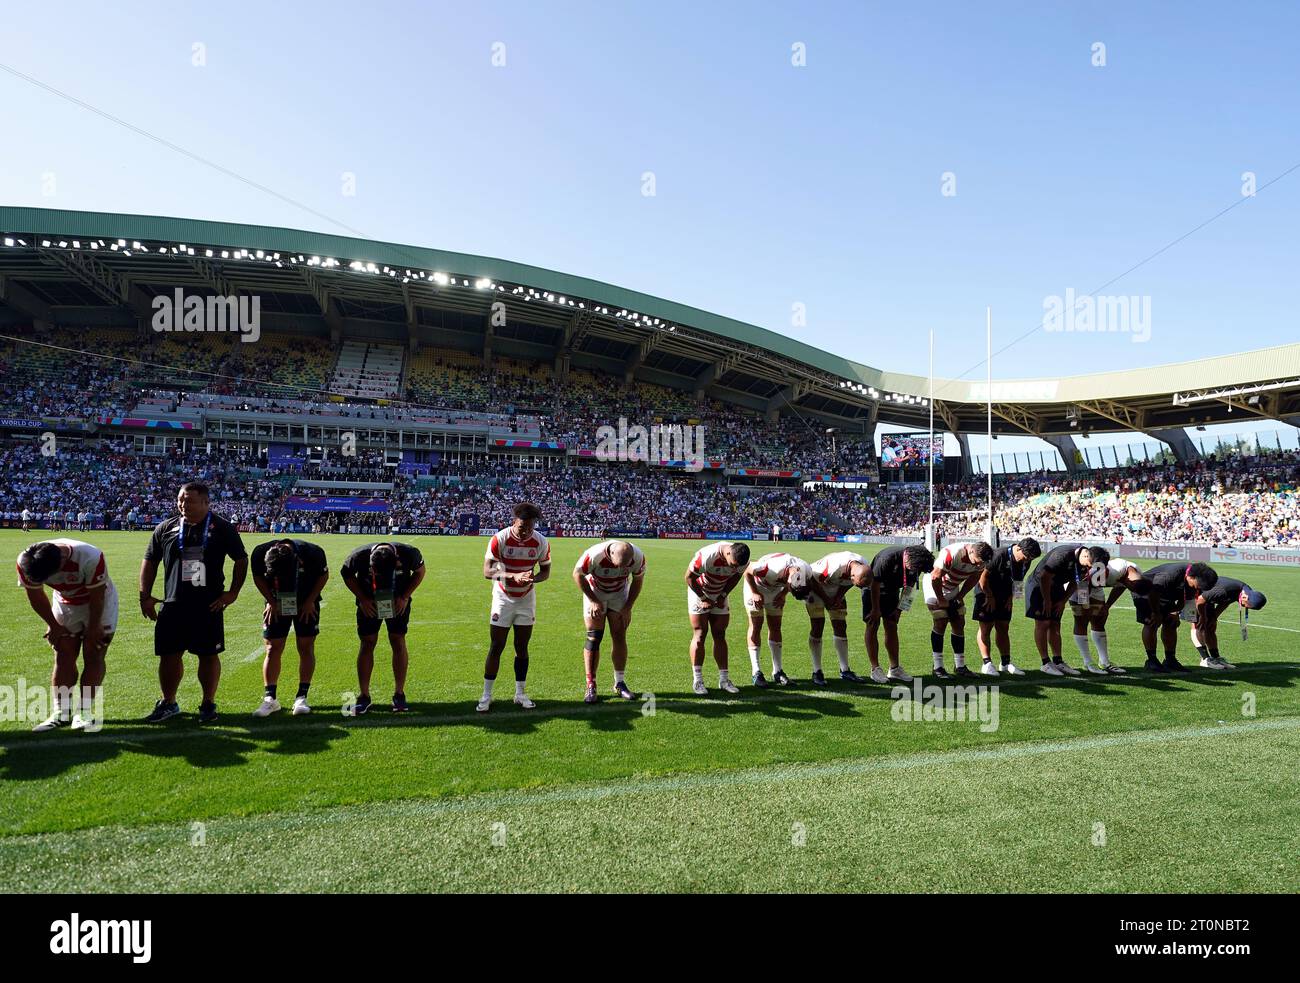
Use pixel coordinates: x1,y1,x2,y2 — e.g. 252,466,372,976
2,1,1297,452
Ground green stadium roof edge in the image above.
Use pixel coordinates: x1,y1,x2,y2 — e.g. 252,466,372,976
2,205,1299,438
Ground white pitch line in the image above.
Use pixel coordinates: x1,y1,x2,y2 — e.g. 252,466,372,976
1111,603,1300,633
2,716,1297,847
3,661,1296,752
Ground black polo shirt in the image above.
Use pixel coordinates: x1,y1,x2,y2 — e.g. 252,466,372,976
340,542,424,598
870,546,914,592
1028,545,1086,591
250,539,329,597
1200,577,1248,608
982,545,1033,594
144,512,247,603
1144,562,1196,605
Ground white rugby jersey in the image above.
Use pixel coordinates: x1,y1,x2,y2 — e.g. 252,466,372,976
688,543,744,599
576,541,646,593
16,539,112,606
1103,557,1138,588
485,527,551,599
748,552,806,590
932,544,985,598
811,551,866,591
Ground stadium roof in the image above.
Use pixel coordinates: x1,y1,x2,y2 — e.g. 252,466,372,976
2,205,1299,439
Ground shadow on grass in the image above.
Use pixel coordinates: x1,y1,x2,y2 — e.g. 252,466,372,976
1,661,1294,781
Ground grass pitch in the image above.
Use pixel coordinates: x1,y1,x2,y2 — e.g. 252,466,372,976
1,531,1297,892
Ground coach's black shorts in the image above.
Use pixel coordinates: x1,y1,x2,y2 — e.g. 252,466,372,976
1133,595,1181,624
155,601,225,657
1023,583,1065,622
862,587,901,621
356,598,413,638
263,606,322,641
973,588,1014,623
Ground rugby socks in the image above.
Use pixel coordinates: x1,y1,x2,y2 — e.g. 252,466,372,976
1090,630,1111,666
481,677,495,702
931,631,944,670
832,636,850,672
808,636,824,673
264,684,277,700
719,669,732,685
692,666,704,685
515,680,527,698
513,655,529,682
952,634,965,669
769,641,783,674
614,670,626,685
747,644,762,675
1073,633,1093,666
296,682,310,699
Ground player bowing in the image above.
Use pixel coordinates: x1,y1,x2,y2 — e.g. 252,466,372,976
573,539,646,702
1024,544,1110,676
340,541,426,714
249,538,329,716
17,540,116,731
805,551,875,685
685,541,750,695
480,502,551,712
1069,557,1150,674
863,544,934,684
1134,562,1218,673
924,541,994,679
743,552,820,687
1190,578,1266,669
972,538,1040,677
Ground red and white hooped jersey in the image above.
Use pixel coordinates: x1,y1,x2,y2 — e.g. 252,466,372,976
577,541,646,594
810,551,865,591
15,539,110,606
486,527,551,599
748,552,803,590
932,544,985,597
688,543,743,599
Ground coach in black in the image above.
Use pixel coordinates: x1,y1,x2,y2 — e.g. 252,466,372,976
340,541,426,715
1189,576,1266,670
139,481,248,723
973,537,1041,676
249,538,330,717
1134,562,1219,673
861,544,934,683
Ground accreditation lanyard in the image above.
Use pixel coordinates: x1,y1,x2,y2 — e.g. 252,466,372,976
1178,565,1198,622
275,561,300,617
178,514,211,585
373,555,398,619
898,558,915,610
1073,551,1090,605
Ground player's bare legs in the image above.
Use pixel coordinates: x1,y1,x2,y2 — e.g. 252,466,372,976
808,614,826,683
947,608,972,677
830,611,864,682
512,624,534,705
708,614,734,693
197,653,221,705
390,632,410,706
583,606,607,702
356,634,379,702
158,652,184,703
47,634,81,725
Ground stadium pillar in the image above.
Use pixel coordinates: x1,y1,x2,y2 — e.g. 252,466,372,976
1148,427,1202,463
955,433,973,478
1044,434,1081,473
